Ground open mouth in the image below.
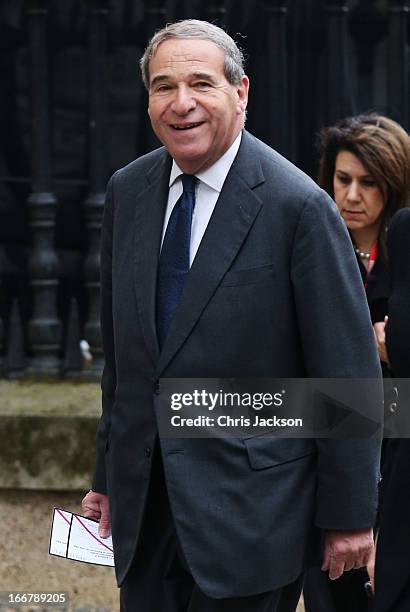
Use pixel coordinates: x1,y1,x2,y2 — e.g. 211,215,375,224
171,122,204,131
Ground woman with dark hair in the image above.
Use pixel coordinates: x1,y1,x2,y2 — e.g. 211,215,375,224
303,114,410,612
318,114,409,325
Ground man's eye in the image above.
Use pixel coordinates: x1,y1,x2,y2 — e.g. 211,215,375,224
155,84,172,92
194,81,211,89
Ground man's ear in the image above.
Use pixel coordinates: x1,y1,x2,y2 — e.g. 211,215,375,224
237,75,249,114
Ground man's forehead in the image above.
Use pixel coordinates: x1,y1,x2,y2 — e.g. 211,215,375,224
150,38,225,70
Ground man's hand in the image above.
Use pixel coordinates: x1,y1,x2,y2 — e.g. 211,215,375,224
373,316,390,366
321,528,374,580
82,490,111,538
366,540,376,594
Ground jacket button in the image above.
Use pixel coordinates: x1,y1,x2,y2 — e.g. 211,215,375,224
154,381,160,395
144,446,152,458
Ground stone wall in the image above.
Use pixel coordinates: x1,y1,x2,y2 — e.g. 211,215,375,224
0,381,100,490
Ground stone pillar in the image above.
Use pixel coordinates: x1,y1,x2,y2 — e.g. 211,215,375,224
26,0,62,376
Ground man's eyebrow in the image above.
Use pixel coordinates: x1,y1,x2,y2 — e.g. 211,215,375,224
150,74,171,87
190,72,217,82
150,71,218,88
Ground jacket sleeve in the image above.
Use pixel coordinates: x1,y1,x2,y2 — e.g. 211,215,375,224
291,188,383,529
92,176,116,494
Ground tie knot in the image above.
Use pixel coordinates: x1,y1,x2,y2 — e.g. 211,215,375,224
181,174,197,194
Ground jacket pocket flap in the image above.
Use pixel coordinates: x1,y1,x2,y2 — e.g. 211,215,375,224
220,264,274,287
244,436,316,470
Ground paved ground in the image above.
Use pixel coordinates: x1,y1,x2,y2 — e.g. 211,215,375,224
0,490,305,611
0,490,118,611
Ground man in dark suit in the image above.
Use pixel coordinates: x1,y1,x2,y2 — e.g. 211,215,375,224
82,19,383,612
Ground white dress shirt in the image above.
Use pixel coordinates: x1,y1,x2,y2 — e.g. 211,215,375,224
161,131,242,267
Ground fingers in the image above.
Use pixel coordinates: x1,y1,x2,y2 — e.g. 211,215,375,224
366,546,376,594
362,546,373,568
98,495,111,538
373,321,386,339
322,529,374,581
373,321,390,363
81,490,111,538
321,542,348,580
329,561,345,581
323,553,346,581
82,498,101,520
352,545,373,570
321,546,330,572
82,490,100,515
373,322,385,348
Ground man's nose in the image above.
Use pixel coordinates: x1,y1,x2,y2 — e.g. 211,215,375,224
347,181,361,202
171,86,196,114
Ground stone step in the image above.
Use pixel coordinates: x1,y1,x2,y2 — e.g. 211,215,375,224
0,381,101,490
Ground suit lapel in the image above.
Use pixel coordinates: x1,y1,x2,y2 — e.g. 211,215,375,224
134,149,171,366
156,131,265,377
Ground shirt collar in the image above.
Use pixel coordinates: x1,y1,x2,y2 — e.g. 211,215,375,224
169,131,242,192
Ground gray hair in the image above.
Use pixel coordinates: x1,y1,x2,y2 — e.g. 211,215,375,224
140,19,245,90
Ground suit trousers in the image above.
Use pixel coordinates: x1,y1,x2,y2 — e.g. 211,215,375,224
303,566,370,612
120,445,303,612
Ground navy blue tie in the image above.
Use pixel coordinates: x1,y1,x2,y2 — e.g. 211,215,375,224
156,174,198,348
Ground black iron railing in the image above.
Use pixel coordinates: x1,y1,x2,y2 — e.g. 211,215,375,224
0,0,408,379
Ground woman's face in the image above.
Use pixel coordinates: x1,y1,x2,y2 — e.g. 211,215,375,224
333,150,386,234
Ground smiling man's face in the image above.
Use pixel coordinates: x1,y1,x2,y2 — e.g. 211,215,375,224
147,37,249,174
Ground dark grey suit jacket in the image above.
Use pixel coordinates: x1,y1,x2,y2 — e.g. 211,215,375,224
92,130,382,597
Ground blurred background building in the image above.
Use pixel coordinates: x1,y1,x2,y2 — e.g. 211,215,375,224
0,0,408,380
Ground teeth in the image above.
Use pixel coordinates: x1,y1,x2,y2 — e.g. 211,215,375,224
173,123,200,130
